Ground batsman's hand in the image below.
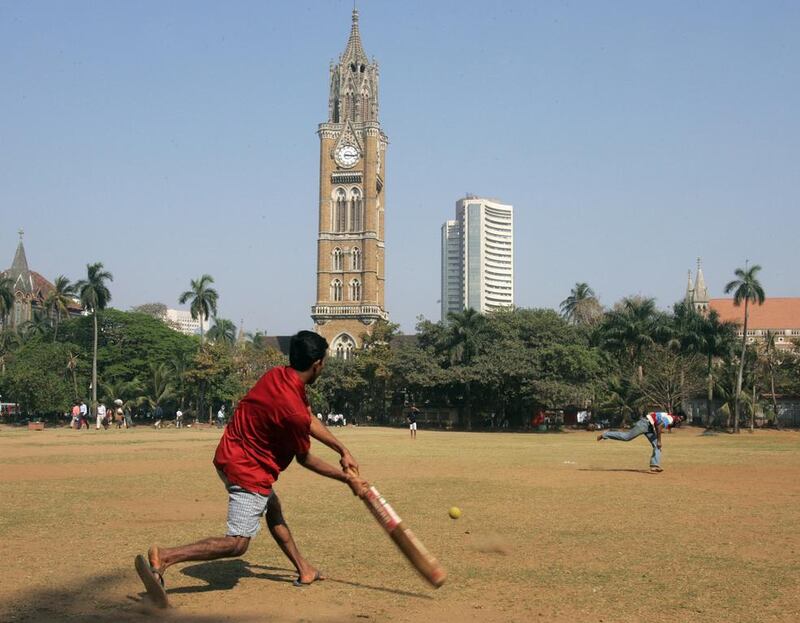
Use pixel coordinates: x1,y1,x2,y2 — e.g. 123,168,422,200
340,451,359,476
346,473,369,498
656,441,662,449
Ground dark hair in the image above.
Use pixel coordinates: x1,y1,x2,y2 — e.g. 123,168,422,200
289,331,328,371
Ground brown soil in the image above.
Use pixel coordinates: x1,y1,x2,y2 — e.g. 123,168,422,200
1,426,798,622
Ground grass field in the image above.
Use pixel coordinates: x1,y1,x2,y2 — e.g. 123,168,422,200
1,424,798,622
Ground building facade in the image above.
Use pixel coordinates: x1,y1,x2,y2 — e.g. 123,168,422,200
311,9,389,359
685,259,800,351
441,196,514,321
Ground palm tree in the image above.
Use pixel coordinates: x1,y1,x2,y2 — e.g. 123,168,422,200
75,263,113,420
697,310,737,427
142,362,175,410
19,309,52,341
178,275,218,343
560,282,602,326
207,316,237,347
0,328,21,374
600,297,662,382
724,264,765,433
446,308,486,429
0,275,14,326
44,275,77,341
759,330,781,429
446,308,485,366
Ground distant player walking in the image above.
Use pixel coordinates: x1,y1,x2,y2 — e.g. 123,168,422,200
134,331,368,608
407,405,420,439
597,411,685,472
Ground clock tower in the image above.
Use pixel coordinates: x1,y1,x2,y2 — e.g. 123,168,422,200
312,9,388,359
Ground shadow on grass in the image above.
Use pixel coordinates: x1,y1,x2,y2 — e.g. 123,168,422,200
1,569,263,623
174,560,433,600
173,559,294,593
578,468,654,474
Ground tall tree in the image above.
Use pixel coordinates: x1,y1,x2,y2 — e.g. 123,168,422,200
759,330,781,429
178,275,218,343
599,297,662,382
75,262,113,419
724,264,765,433
560,282,602,326
697,310,737,427
446,308,486,429
43,275,76,341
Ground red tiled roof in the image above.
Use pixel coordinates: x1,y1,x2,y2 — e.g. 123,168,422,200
709,298,800,329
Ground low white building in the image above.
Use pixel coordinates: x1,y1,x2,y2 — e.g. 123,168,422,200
165,308,202,336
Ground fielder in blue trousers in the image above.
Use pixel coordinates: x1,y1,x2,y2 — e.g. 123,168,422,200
598,412,684,472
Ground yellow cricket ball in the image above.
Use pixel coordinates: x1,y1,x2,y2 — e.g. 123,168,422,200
448,506,462,519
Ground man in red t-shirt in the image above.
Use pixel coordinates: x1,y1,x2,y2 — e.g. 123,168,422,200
134,331,368,607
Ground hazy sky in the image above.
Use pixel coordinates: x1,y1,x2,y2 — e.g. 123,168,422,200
2,1,798,335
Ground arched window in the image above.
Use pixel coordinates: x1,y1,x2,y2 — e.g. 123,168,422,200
332,247,343,271
350,188,362,231
330,279,343,302
351,246,362,271
332,333,356,361
349,279,361,301
334,188,347,232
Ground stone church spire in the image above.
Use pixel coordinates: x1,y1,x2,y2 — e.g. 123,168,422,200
685,270,694,304
9,229,34,294
694,258,708,303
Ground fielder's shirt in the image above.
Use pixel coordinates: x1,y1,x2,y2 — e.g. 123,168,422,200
213,366,311,495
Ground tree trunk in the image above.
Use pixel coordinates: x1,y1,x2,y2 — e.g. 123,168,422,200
770,370,780,429
734,299,749,434
705,355,714,428
750,383,756,433
92,312,98,419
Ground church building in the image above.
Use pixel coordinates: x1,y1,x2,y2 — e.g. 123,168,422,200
310,9,389,360
1,231,81,330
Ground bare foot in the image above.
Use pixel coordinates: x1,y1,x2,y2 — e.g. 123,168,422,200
294,566,325,586
148,545,164,575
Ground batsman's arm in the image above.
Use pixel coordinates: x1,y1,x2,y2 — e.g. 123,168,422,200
655,420,662,448
308,408,359,474
296,451,367,497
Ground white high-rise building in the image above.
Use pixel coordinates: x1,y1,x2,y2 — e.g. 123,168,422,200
441,196,514,321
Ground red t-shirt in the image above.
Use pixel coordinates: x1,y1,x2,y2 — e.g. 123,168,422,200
213,366,311,495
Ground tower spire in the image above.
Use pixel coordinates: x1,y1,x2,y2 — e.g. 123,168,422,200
693,257,709,311
341,5,367,64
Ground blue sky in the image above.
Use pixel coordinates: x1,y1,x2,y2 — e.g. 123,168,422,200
2,1,798,334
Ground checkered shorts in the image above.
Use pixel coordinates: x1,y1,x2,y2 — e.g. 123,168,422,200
225,484,273,538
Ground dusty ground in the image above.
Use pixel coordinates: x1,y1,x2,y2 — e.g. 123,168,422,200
0,424,798,623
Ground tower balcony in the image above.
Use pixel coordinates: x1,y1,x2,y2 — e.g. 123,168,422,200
311,304,388,320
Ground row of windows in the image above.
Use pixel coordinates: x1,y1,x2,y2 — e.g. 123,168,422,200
330,279,362,302
331,246,362,271
333,187,363,232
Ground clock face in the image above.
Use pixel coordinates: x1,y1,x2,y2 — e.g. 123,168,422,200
335,144,360,168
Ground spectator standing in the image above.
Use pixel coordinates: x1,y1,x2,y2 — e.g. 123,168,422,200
175,409,183,429
407,405,420,439
96,403,107,430
71,402,80,429
79,400,89,429
217,405,226,428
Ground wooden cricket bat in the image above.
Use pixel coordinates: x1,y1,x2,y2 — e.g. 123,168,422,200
350,470,447,588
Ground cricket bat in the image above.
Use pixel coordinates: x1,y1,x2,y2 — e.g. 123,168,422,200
350,470,447,588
